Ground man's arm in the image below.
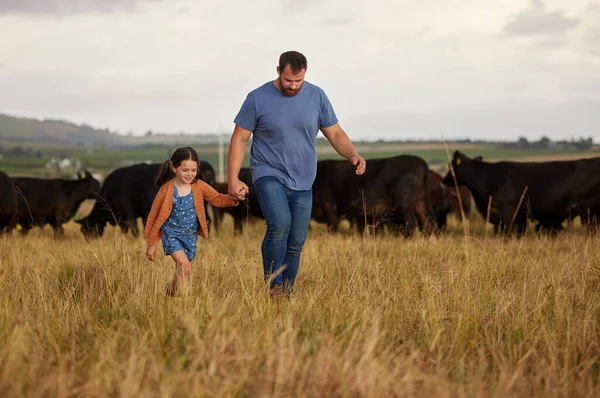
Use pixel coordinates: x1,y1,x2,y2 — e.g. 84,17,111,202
227,125,252,199
321,123,366,175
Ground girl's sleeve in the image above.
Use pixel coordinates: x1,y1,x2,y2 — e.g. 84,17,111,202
144,187,166,239
201,181,239,208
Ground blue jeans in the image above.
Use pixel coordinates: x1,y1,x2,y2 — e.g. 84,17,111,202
254,176,312,292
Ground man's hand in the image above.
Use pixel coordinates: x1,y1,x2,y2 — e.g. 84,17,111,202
321,124,366,176
229,179,249,201
351,155,366,175
146,245,156,262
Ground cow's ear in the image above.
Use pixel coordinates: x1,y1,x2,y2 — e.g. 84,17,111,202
453,152,462,165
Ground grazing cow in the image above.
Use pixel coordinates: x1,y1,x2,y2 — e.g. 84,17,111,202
77,161,217,237
450,185,473,220
0,170,17,234
442,151,600,236
312,156,435,237
428,170,473,230
214,168,264,234
198,161,220,232
11,171,100,235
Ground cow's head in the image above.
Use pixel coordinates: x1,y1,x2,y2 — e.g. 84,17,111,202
76,170,101,199
442,151,481,187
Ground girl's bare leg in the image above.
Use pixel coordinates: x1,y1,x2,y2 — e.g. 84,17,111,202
166,250,192,296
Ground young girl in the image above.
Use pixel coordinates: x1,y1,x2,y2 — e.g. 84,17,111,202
144,146,245,296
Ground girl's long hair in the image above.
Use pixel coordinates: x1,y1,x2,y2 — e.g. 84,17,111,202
155,146,205,187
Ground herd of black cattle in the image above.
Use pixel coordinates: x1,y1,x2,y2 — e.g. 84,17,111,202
0,150,599,239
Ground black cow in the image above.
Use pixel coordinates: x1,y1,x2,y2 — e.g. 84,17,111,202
77,161,217,237
428,170,453,230
198,160,220,233
312,156,436,237
11,171,100,235
214,168,264,234
442,151,600,236
0,170,17,234
429,170,473,230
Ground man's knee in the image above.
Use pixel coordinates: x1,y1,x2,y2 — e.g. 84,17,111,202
267,221,291,241
287,234,308,257
286,245,303,258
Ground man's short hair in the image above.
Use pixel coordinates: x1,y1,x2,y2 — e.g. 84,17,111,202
279,51,307,74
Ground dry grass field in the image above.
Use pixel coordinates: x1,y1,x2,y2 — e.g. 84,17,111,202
1,212,600,397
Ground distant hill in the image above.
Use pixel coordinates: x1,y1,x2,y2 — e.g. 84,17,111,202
0,113,226,147
0,113,126,146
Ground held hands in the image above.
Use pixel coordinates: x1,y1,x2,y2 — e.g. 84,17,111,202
351,155,367,175
229,179,249,201
146,245,156,262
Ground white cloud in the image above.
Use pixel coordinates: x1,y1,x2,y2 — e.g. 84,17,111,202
0,0,162,15
0,0,598,140
503,0,580,36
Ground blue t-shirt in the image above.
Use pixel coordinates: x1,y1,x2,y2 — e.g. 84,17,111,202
233,81,338,191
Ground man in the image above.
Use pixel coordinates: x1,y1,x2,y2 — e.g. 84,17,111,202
228,50,366,299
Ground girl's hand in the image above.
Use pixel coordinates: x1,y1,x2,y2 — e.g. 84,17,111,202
229,179,249,201
146,245,156,262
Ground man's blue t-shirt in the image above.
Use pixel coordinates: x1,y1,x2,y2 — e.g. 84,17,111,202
233,81,338,191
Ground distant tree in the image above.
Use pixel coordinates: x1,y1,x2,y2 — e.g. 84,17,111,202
517,137,529,149
533,136,551,149
6,146,26,157
573,137,593,151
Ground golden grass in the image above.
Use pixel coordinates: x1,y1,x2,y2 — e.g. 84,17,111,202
1,216,600,397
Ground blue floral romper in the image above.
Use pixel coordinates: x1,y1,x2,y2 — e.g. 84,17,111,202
161,185,199,261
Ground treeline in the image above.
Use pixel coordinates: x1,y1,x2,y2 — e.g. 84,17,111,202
0,145,43,158
503,136,594,151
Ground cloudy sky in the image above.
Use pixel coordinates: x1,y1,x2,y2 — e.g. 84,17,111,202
0,0,598,141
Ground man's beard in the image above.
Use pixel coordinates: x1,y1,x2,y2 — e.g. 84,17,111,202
279,76,300,97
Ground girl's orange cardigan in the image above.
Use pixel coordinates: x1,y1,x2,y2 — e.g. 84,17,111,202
144,178,238,246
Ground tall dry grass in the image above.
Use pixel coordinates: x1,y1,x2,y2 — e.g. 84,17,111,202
1,216,600,397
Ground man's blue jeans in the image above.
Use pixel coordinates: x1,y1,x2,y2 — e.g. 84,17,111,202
254,176,312,292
